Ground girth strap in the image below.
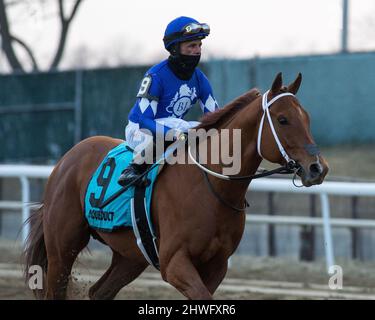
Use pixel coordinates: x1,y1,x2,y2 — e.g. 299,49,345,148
130,186,160,270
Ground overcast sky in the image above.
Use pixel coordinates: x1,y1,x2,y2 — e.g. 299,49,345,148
2,0,375,71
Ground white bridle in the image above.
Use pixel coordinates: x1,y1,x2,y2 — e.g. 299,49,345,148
187,90,297,180
257,90,295,165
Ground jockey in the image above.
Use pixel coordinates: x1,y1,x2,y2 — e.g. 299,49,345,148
118,16,219,187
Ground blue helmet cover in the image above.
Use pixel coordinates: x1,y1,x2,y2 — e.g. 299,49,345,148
163,16,209,49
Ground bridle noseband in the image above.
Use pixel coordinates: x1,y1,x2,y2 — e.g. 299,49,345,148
257,90,297,168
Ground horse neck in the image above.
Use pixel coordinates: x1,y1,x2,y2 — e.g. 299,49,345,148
205,97,263,206
227,97,263,176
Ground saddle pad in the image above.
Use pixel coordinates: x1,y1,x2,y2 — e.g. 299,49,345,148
84,142,159,232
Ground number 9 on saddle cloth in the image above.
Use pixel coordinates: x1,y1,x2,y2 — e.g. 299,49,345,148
85,142,163,269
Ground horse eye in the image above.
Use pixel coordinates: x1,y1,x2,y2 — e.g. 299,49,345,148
278,116,289,125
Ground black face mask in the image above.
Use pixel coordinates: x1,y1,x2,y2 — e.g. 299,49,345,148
168,53,201,80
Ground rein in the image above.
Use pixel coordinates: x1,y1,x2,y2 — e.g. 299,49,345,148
194,148,297,212
188,90,302,211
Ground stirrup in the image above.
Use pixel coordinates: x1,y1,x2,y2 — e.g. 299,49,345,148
119,175,150,188
118,166,150,187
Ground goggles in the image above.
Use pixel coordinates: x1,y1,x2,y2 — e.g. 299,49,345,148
163,22,210,49
182,23,210,36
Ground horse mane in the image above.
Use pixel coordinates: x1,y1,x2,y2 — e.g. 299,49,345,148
197,88,261,130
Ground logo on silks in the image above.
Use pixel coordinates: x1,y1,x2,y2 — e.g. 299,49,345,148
167,84,197,117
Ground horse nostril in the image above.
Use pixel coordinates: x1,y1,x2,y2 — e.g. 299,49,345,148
309,162,322,177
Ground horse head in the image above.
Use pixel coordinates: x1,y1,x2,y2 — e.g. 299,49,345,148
258,72,329,187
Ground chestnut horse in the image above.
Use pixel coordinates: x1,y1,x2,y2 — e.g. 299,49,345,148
23,73,328,299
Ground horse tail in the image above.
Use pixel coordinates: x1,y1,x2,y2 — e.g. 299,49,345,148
22,203,47,299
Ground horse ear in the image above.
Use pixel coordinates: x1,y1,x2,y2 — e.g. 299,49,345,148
271,72,283,94
287,73,302,95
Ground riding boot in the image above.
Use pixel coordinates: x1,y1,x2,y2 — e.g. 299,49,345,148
118,162,151,187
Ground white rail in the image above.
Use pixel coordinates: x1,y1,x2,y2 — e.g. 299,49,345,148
247,214,375,228
0,165,53,178
0,165,53,244
250,179,375,272
251,178,375,196
1,164,375,273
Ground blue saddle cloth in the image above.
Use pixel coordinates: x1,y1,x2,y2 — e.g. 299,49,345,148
84,142,159,232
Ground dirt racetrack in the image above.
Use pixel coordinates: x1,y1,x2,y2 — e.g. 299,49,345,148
1,240,375,300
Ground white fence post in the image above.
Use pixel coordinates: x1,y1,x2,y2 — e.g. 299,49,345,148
20,176,30,244
320,193,335,273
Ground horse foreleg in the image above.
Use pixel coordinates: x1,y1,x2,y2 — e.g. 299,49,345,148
198,254,228,295
163,250,213,300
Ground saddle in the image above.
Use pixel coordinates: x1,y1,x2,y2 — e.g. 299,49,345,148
84,142,162,269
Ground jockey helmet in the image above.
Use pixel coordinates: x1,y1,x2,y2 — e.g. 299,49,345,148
163,16,210,50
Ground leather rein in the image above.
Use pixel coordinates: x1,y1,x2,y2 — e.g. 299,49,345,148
189,91,303,212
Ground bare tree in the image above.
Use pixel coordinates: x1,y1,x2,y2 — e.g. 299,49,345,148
0,0,83,73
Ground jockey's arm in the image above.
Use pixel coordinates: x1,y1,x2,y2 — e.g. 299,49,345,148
138,108,172,138
199,95,219,114
136,97,182,140
134,74,175,139
197,71,219,114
